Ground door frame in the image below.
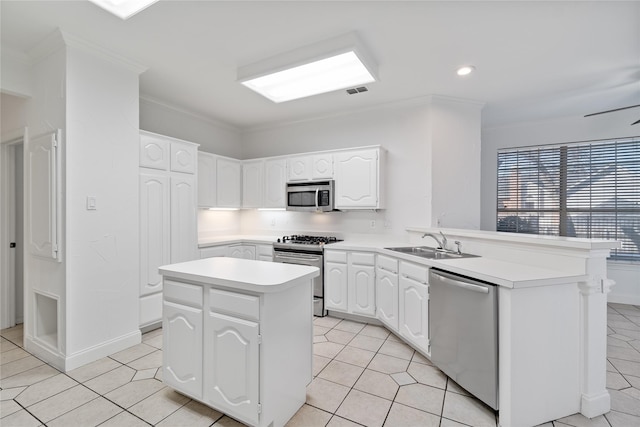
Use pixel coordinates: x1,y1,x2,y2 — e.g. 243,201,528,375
1,128,26,329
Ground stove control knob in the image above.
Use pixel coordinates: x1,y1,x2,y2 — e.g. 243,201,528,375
277,238,281,243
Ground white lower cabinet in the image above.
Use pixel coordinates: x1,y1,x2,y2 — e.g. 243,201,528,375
205,312,260,425
200,245,228,259
163,301,203,398
257,244,273,261
376,255,399,332
161,272,313,427
347,252,376,316
324,251,348,312
325,250,376,318
227,244,256,260
398,261,430,354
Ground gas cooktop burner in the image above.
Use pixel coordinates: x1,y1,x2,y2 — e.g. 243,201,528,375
277,235,342,245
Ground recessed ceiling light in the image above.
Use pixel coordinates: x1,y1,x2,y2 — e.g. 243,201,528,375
88,0,159,20
238,33,377,103
456,65,476,76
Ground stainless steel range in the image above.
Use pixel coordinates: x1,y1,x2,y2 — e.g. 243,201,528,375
273,235,342,316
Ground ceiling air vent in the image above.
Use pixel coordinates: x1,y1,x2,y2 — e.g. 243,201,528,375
346,86,369,95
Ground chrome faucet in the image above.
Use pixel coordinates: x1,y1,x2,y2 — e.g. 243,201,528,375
422,231,448,251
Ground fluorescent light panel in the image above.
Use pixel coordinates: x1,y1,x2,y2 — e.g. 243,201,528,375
238,33,377,103
88,0,159,20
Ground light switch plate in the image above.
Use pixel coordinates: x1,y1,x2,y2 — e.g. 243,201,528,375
87,196,97,210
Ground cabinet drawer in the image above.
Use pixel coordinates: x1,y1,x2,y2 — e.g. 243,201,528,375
257,244,273,256
164,280,203,308
325,250,347,263
377,254,398,273
200,246,227,259
210,288,260,321
400,261,429,284
350,252,375,266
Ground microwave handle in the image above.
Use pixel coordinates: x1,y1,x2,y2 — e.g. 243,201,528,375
315,188,319,211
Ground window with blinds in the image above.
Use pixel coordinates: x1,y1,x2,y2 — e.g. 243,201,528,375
497,137,640,261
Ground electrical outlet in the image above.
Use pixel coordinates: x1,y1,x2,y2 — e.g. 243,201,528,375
370,220,376,228
384,220,392,229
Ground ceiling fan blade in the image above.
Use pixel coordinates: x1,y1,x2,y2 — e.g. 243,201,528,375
584,104,640,117
632,118,640,125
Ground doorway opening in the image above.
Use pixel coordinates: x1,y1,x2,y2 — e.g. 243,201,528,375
1,137,24,330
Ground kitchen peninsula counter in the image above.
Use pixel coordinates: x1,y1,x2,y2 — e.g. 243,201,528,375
159,257,319,427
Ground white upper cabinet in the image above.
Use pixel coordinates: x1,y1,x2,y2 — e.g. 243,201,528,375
216,157,242,208
198,152,216,208
242,160,263,208
140,131,197,174
311,153,334,179
287,153,334,181
140,132,169,170
170,141,197,174
287,156,311,181
334,147,385,210
264,159,287,208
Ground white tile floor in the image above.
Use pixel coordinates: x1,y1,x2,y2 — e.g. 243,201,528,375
1,303,640,426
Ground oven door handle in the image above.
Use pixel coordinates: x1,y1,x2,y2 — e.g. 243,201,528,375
274,253,322,263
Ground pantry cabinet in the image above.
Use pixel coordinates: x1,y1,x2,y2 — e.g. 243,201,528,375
334,147,385,209
139,131,198,328
398,261,430,354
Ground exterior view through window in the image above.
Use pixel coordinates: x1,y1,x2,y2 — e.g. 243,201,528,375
497,137,640,261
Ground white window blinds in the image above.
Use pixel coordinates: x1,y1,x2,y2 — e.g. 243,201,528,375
497,137,640,261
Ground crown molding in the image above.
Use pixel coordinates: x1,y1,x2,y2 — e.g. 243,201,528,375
242,93,486,134
27,28,148,74
139,94,240,133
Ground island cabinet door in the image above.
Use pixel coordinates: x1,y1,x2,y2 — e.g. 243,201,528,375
205,312,260,426
163,302,203,399
398,272,429,354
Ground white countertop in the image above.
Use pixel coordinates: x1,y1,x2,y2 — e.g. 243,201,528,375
196,233,590,289
159,257,319,293
199,235,279,248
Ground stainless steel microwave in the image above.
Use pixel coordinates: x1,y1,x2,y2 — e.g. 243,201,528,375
286,180,335,212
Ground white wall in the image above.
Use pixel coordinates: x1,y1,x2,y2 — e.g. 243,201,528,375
480,111,640,304
140,97,242,158
239,97,481,237
64,46,141,356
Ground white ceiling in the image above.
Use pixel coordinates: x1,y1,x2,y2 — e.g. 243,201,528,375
2,0,639,130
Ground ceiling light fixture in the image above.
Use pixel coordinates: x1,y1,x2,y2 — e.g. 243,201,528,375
238,32,377,103
456,65,476,76
88,0,159,20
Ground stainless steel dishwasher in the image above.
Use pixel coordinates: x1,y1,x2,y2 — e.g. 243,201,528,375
429,269,498,410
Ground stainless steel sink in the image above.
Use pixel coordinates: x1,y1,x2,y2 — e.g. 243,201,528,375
384,246,479,260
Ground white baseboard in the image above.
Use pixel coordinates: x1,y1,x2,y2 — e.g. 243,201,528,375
63,329,142,371
26,329,142,372
581,391,610,418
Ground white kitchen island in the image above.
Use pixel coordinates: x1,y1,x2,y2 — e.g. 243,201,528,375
158,257,319,427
